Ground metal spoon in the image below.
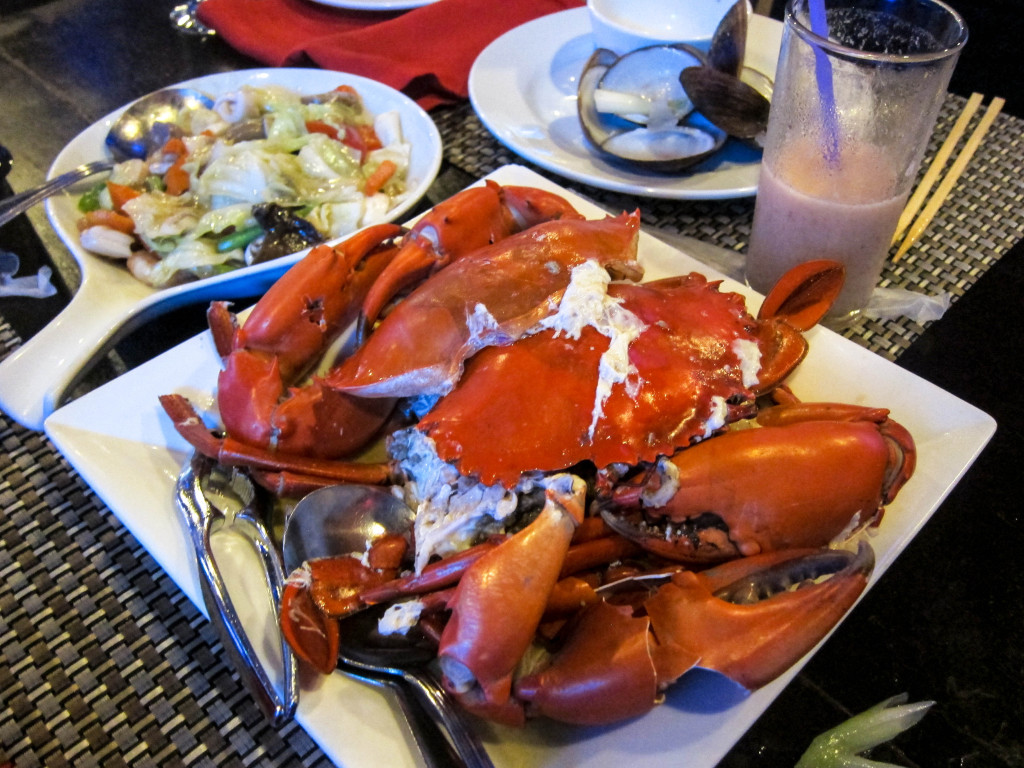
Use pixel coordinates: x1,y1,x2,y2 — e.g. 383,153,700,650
337,604,494,768
336,658,464,768
282,485,416,571
0,87,213,228
283,485,495,768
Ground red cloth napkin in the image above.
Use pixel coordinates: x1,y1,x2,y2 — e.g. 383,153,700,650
198,0,585,109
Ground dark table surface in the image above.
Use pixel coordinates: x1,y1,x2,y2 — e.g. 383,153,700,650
1,1,1021,767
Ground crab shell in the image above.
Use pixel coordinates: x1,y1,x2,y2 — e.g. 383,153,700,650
327,210,644,399
416,263,839,488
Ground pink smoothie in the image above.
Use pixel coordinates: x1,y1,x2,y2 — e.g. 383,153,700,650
746,139,906,319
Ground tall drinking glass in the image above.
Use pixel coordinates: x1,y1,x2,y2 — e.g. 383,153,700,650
745,0,967,321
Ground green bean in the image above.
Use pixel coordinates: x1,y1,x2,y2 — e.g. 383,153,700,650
215,225,263,253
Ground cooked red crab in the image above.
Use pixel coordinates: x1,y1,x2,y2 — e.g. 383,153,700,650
159,184,916,729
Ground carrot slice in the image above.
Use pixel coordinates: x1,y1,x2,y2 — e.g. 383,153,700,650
106,181,141,212
77,209,135,234
160,138,190,196
161,137,188,156
356,123,382,153
164,158,189,196
364,159,397,197
342,123,383,158
306,120,340,141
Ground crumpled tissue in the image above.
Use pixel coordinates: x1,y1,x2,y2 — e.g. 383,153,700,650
862,287,952,323
0,250,58,299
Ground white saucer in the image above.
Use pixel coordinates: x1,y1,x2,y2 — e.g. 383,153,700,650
469,7,783,200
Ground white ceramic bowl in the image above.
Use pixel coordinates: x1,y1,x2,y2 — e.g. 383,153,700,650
587,0,749,53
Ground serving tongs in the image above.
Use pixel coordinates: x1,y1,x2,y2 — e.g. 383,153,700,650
174,453,299,725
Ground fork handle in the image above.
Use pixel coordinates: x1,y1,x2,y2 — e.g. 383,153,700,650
0,160,114,228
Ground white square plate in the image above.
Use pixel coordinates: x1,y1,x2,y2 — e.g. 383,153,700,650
45,164,996,768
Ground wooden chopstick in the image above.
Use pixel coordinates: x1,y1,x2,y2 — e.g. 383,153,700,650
891,92,984,246
893,96,1005,261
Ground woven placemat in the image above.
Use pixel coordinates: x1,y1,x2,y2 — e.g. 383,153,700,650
0,399,330,767
2,93,1022,768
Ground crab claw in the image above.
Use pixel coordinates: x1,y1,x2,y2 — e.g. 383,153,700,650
213,223,402,458
757,259,846,331
514,544,873,725
601,406,915,564
438,474,586,726
754,259,845,393
647,542,874,690
514,600,660,725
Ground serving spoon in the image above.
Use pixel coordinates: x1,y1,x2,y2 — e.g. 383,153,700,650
0,87,213,229
283,485,495,768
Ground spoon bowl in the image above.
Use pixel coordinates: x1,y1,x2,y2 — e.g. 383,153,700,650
282,484,415,573
334,604,496,768
0,87,214,230
105,87,215,161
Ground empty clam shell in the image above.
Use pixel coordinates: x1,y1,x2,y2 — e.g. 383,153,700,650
680,65,771,140
599,44,707,126
707,0,751,76
577,47,726,173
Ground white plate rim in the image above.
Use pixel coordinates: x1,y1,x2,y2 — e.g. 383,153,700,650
44,164,997,768
469,8,783,200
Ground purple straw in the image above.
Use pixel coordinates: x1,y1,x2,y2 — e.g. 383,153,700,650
808,0,841,166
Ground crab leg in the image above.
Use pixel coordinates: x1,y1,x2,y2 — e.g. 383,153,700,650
358,538,506,604
158,394,393,487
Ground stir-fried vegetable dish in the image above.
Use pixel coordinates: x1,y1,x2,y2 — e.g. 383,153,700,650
76,84,411,287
